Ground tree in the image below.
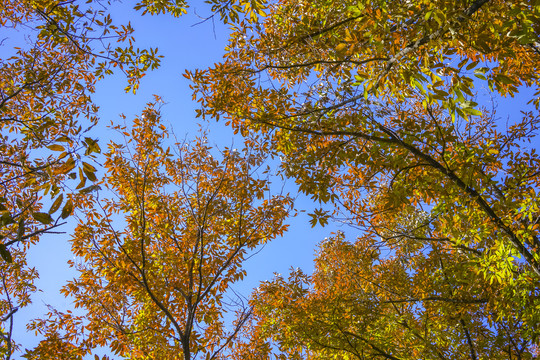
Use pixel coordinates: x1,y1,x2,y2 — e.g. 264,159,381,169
0,0,191,354
0,0,306,355
0,0,170,252
186,0,540,356
237,233,536,359
25,102,292,359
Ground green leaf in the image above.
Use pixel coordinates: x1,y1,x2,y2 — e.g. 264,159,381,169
79,185,101,195
33,212,53,225
82,161,96,173
84,168,98,182
495,74,515,85
17,218,25,242
0,211,14,227
466,61,479,71
462,107,483,116
83,162,98,182
0,244,12,263
49,194,64,214
84,137,101,155
308,208,330,227
336,43,347,53
61,199,74,219
474,73,487,80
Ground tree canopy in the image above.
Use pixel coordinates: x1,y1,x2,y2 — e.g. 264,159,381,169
1,0,539,358
0,0,264,355
187,0,540,358
0,0,165,355
25,103,291,359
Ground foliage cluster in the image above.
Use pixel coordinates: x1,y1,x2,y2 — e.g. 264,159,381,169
0,0,539,359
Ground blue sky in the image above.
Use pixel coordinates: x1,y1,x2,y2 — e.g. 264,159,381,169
16,5,342,355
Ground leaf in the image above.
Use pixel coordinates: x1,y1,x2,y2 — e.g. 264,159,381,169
33,212,53,225
49,194,64,214
82,162,97,173
61,199,74,219
461,107,483,116
308,208,330,227
466,60,479,71
0,244,13,263
494,74,515,85
47,144,66,152
84,137,101,155
76,168,87,189
17,218,25,242
79,185,101,194
61,157,77,174
0,211,14,227
83,162,98,182
335,43,348,53
84,167,98,182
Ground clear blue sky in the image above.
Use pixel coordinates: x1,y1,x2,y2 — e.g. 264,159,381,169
16,5,343,355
